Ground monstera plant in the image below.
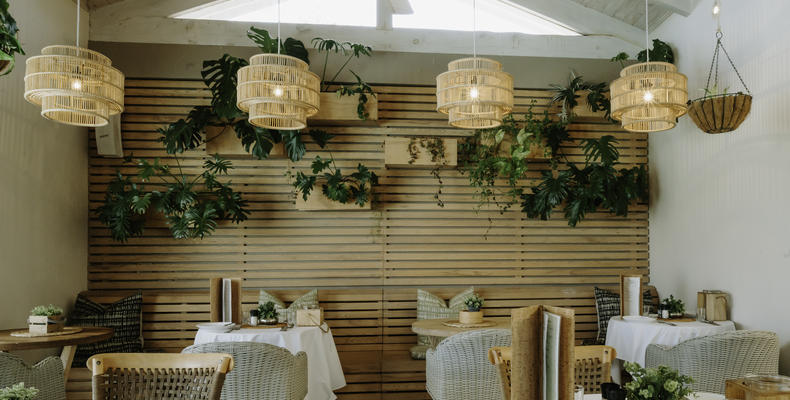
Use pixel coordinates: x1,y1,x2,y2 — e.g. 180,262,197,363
312,37,375,120
0,0,24,76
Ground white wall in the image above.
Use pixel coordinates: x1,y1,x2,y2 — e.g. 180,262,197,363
650,1,790,373
0,0,89,357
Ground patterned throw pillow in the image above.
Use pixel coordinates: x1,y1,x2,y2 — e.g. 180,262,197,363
259,289,318,324
68,293,143,367
593,287,655,345
410,287,474,359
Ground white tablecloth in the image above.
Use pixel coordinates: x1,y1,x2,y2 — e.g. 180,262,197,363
583,393,723,400
194,326,346,400
605,318,736,365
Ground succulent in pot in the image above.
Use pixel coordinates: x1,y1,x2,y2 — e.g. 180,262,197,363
28,304,65,334
257,301,279,325
0,383,39,400
459,294,484,325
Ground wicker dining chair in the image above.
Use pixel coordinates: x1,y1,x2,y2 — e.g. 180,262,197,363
0,353,66,400
488,345,617,399
574,345,616,394
87,353,234,400
182,342,308,400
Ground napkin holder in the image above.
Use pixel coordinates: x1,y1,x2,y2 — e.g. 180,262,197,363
697,290,728,321
726,377,790,400
296,308,324,326
620,274,644,317
209,277,242,325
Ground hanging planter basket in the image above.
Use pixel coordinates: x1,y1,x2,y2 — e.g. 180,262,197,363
688,32,752,134
688,92,752,134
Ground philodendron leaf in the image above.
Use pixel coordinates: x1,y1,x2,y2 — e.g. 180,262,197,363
281,130,306,161
232,120,275,160
201,54,248,121
308,129,335,149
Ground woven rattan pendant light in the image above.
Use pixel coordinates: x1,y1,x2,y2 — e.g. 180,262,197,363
237,0,320,130
610,0,688,132
23,0,123,127
436,0,513,129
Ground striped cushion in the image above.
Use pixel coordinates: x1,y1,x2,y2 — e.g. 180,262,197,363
594,287,655,345
68,293,143,367
259,289,318,324
414,287,473,355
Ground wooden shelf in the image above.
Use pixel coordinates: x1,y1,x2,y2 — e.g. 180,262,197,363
308,92,378,124
205,125,285,158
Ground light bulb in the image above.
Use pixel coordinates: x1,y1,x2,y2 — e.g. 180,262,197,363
643,91,654,102
712,4,720,15
274,87,283,97
71,79,82,90
469,87,479,99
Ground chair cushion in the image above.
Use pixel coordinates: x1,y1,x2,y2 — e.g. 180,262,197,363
593,287,654,345
0,354,66,400
68,293,143,367
259,289,318,324
413,287,473,356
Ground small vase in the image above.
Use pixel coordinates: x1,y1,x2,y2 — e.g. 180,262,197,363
459,310,483,325
259,318,278,325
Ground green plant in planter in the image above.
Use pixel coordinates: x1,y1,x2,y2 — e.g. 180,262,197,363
258,301,278,321
408,137,449,207
550,72,612,121
97,155,249,242
0,0,24,76
158,27,311,162
0,383,39,400
521,135,648,227
610,38,675,66
624,362,693,400
312,37,375,120
662,295,685,315
464,294,484,312
458,107,570,214
292,129,379,206
30,304,63,317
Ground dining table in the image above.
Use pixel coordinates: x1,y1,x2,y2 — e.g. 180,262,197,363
583,393,723,400
411,318,511,347
605,317,735,383
194,325,345,400
0,327,114,381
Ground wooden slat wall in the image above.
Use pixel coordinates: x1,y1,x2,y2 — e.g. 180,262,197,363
77,79,649,399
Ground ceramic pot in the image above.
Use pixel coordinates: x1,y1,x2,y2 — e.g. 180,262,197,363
459,310,483,324
259,318,278,325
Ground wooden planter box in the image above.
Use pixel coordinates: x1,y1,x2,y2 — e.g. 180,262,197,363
479,136,551,160
309,92,378,123
384,137,458,167
205,125,285,158
28,315,64,335
295,192,371,211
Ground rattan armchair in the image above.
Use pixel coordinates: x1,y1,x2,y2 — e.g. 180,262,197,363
0,353,66,400
646,330,779,394
426,329,511,400
183,341,308,400
87,353,234,400
488,345,616,399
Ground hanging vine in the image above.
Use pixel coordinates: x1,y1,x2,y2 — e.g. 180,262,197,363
408,137,449,207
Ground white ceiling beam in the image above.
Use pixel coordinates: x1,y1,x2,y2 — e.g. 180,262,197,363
89,15,639,59
651,0,696,17
505,0,646,47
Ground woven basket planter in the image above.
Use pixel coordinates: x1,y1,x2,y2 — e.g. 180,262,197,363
688,93,752,134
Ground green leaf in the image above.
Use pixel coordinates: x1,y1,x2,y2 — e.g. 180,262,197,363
308,129,335,149
231,120,276,160
582,135,620,165
637,39,675,64
157,107,213,154
280,130,306,161
249,27,310,64
201,54,248,121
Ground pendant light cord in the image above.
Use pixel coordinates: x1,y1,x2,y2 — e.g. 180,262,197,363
76,0,80,46
644,0,650,63
472,0,477,59
277,0,281,54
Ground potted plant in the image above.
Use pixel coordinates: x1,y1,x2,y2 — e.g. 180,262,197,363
384,136,456,207
0,383,39,400
292,129,379,209
662,295,685,319
0,0,24,77
258,301,279,325
459,294,484,325
29,304,64,334
550,72,611,122
311,38,377,122
623,362,693,400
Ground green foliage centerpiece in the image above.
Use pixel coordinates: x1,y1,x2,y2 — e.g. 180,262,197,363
0,383,39,400
459,294,484,325
258,301,279,325
624,362,693,400
29,304,64,334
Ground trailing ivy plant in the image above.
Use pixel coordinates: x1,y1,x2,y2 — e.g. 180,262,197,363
157,27,310,162
520,135,648,227
458,106,570,213
312,37,375,120
0,0,24,76
97,155,249,242
292,130,379,207
550,72,611,122
408,137,448,207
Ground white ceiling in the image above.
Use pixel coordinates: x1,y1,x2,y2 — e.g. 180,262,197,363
84,0,700,59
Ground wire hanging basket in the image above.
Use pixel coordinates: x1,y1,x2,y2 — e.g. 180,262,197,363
687,31,752,134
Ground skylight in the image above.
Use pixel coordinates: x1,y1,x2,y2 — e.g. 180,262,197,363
172,0,579,36
394,0,579,36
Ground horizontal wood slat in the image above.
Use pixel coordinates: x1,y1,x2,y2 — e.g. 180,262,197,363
79,79,650,399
